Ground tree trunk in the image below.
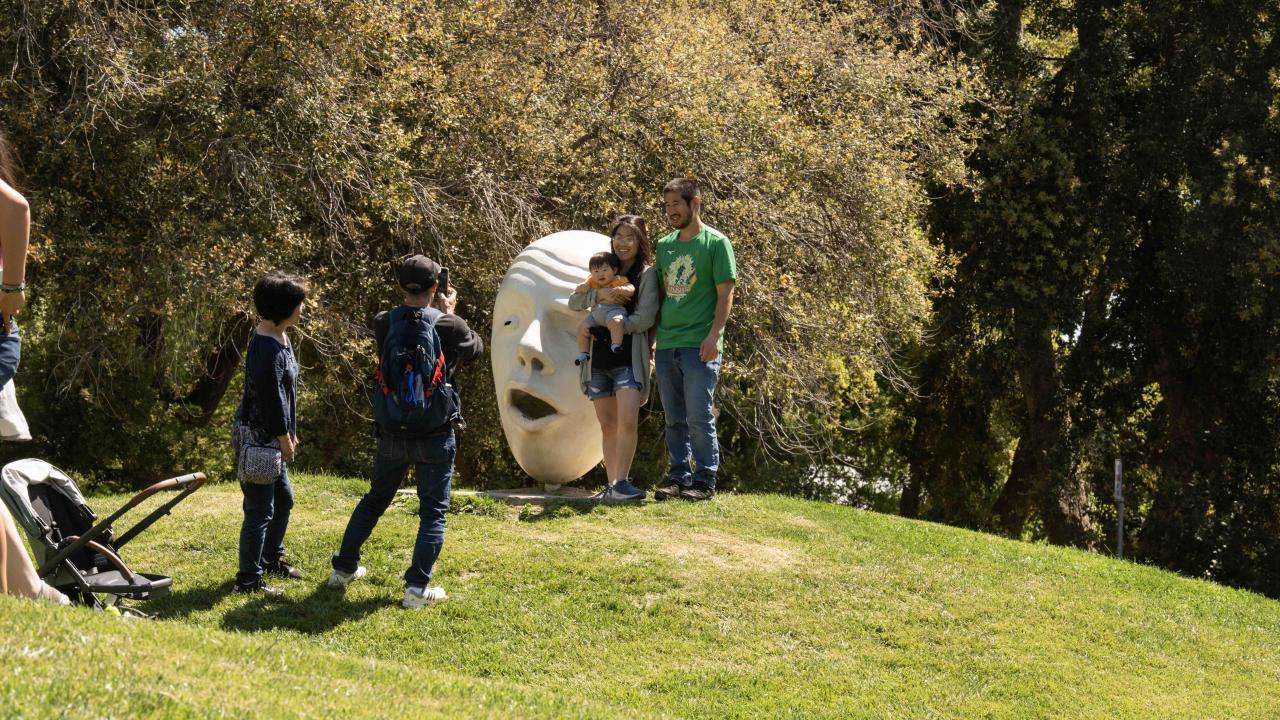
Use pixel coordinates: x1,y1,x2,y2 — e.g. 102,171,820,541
990,322,1059,537
184,312,256,423
991,322,1093,545
1140,343,1213,571
901,412,928,518
146,312,255,425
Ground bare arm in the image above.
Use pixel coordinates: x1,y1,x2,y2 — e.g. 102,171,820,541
0,180,30,328
699,280,735,362
596,285,634,305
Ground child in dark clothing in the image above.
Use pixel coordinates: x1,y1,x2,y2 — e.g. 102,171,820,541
232,271,307,595
574,251,634,365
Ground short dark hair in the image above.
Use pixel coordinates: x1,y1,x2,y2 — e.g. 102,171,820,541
588,251,621,273
253,271,309,323
663,177,701,205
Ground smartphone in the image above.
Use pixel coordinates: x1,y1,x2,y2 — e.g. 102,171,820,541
437,267,449,297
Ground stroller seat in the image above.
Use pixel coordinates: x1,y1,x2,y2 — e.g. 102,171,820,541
0,459,205,613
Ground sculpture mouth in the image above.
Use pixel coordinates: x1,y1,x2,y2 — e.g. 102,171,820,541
508,388,560,428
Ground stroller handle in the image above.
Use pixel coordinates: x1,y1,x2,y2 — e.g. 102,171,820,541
158,472,207,490
108,472,209,550
37,470,208,577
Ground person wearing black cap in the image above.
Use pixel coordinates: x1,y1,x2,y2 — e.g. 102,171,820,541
328,254,484,609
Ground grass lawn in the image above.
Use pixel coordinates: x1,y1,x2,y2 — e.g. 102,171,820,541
2,472,1278,718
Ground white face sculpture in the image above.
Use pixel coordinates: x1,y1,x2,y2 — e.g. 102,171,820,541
492,231,610,484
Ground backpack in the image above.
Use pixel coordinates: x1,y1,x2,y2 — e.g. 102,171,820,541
372,305,456,436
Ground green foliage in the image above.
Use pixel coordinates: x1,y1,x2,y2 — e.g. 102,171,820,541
0,0,980,487
902,0,1280,596
7,0,1273,599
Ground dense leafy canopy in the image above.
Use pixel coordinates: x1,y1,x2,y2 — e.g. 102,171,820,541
3,0,1277,597
903,0,1280,596
0,0,977,479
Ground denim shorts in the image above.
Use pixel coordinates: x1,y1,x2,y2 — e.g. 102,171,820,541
0,322,20,386
587,363,642,400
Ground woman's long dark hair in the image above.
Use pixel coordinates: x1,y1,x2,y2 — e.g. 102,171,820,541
0,131,19,189
608,215,651,313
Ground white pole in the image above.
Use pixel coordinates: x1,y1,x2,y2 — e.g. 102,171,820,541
1114,458,1124,559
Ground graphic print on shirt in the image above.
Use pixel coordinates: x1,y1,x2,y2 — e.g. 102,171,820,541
665,254,697,302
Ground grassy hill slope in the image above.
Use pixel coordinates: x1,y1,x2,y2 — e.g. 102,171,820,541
2,473,1277,718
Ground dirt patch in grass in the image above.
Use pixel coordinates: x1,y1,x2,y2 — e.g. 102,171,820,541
785,515,820,530
606,526,802,573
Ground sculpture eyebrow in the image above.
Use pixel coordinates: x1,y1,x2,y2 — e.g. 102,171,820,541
502,246,587,287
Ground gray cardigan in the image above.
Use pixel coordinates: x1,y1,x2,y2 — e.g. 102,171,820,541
568,265,659,402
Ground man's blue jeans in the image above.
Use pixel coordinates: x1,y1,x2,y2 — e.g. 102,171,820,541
237,467,294,585
333,429,454,587
655,347,721,489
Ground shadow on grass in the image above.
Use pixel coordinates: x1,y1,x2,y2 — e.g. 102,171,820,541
220,583,389,634
149,579,237,620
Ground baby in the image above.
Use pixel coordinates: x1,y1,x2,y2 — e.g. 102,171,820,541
574,251,634,366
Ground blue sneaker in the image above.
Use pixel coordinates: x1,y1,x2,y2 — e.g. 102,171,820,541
610,479,645,501
591,485,616,501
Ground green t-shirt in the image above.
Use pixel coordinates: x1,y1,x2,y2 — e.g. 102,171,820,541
656,224,737,351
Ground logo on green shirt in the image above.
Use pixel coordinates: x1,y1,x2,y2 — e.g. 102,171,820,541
665,255,697,301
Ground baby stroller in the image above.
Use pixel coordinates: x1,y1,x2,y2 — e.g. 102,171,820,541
0,459,206,616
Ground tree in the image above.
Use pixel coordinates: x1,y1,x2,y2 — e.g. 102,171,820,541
0,0,982,485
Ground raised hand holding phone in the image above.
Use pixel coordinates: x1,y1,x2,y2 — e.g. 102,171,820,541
434,267,457,314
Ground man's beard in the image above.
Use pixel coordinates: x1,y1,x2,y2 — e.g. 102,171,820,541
670,214,690,229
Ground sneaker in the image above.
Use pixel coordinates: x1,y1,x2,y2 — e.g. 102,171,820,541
402,585,447,609
327,565,367,588
610,479,645,501
680,483,715,501
591,485,616,501
262,560,304,579
654,480,685,502
233,578,283,596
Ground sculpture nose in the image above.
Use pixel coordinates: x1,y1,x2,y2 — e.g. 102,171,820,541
517,318,554,376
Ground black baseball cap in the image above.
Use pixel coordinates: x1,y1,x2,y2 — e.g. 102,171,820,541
397,254,440,292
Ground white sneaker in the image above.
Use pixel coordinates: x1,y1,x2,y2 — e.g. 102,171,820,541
401,585,446,609
326,565,367,588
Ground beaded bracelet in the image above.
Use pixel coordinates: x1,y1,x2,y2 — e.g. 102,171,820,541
0,282,26,294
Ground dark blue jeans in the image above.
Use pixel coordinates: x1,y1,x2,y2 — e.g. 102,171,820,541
236,467,294,585
654,347,721,489
0,321,21,385
333,429,455,587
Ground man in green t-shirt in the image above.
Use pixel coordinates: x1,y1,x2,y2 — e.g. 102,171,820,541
653,177,736,501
